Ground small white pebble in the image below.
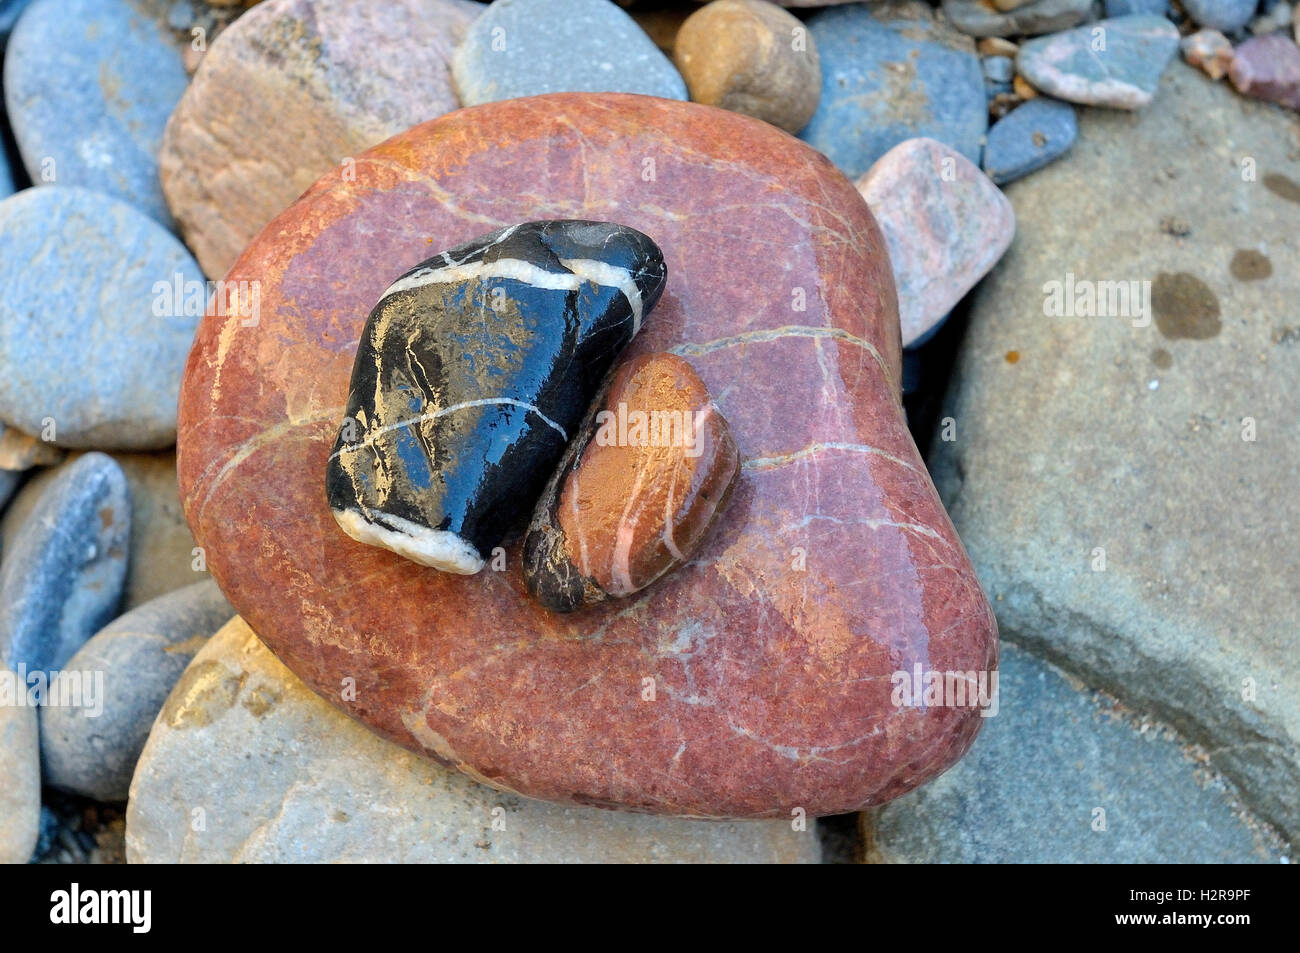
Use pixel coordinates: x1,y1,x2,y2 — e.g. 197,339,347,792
1148,379,1159,390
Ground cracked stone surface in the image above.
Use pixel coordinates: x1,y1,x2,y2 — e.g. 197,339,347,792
929,62,1300,842
159,0,480,278
126,616,822,863
177,93,997,818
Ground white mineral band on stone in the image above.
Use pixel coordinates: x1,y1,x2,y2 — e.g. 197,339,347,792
383,256,644,334
333,507,486,575
328,397,568,463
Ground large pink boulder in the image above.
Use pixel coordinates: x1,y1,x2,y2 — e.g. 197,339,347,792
177,93,997,817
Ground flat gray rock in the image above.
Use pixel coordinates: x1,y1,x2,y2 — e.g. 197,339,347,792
0,452,129,673
452,0,687,106
867,645,1288,862
929,62,1300,843
0,187,205,450
943,0,1092,38
1017,15,1180,109
127,616,821,864
41,580,233,802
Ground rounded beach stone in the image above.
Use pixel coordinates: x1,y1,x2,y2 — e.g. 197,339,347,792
127,616,820,862
524,352,740,612
982,97,1078,185
799,1,986,179
451,0,688,107
674,0,821,134
1182,0,1256,33
941,0,1092,38
0,693,39,863
2,0,187,224
1229,34,1300,112
857,138,1015,348
41,580,233,802
0,453,130,673
160,0,481,279
0,452,202,611
177,93,998,818
0,188,205,450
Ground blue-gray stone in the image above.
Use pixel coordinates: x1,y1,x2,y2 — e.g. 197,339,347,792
943,0,1092,38
1104,0,1170,16
0,187,205,450
41,580,233,801
0,453,129,674
983,97,1078,185
983,55,1015,83
1016,15,1181,109
867,644,1289,863
2,0,187,224
451,0,687,106
800,3,986,179
1183,0,1257,32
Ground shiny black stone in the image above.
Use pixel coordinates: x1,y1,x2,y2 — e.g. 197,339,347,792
325,220,667,573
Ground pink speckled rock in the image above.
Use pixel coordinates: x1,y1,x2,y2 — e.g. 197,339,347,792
159,0,480,278
177,94,998,818
1229,35,1300,112
856,138,1015,348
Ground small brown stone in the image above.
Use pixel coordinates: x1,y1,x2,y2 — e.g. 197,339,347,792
1181,29,1234,82
978,37,1020,57
524,353,739,612
0,423,64,470
674,0,821,134
1013,74,1038,100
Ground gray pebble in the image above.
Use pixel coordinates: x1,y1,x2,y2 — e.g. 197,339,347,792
0,452,129,673
41,580,233,802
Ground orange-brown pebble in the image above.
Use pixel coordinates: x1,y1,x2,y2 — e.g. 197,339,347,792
524,353,739,611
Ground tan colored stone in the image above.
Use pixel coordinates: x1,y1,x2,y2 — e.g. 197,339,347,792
674,0,820,133
159,0,479,277
126,616,823,863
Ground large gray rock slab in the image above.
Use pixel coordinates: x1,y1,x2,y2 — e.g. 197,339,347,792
41,580,233,802
127,616,822,864
866,644,1287,862
0,691,39,863
929,61,1300,843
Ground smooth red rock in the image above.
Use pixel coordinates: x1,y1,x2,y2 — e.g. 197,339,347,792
1228,35,1300,113
525,352,740,611
177,93,998,817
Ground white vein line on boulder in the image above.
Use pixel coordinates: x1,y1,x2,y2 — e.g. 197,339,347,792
669,325,890,378
742,441,921,474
